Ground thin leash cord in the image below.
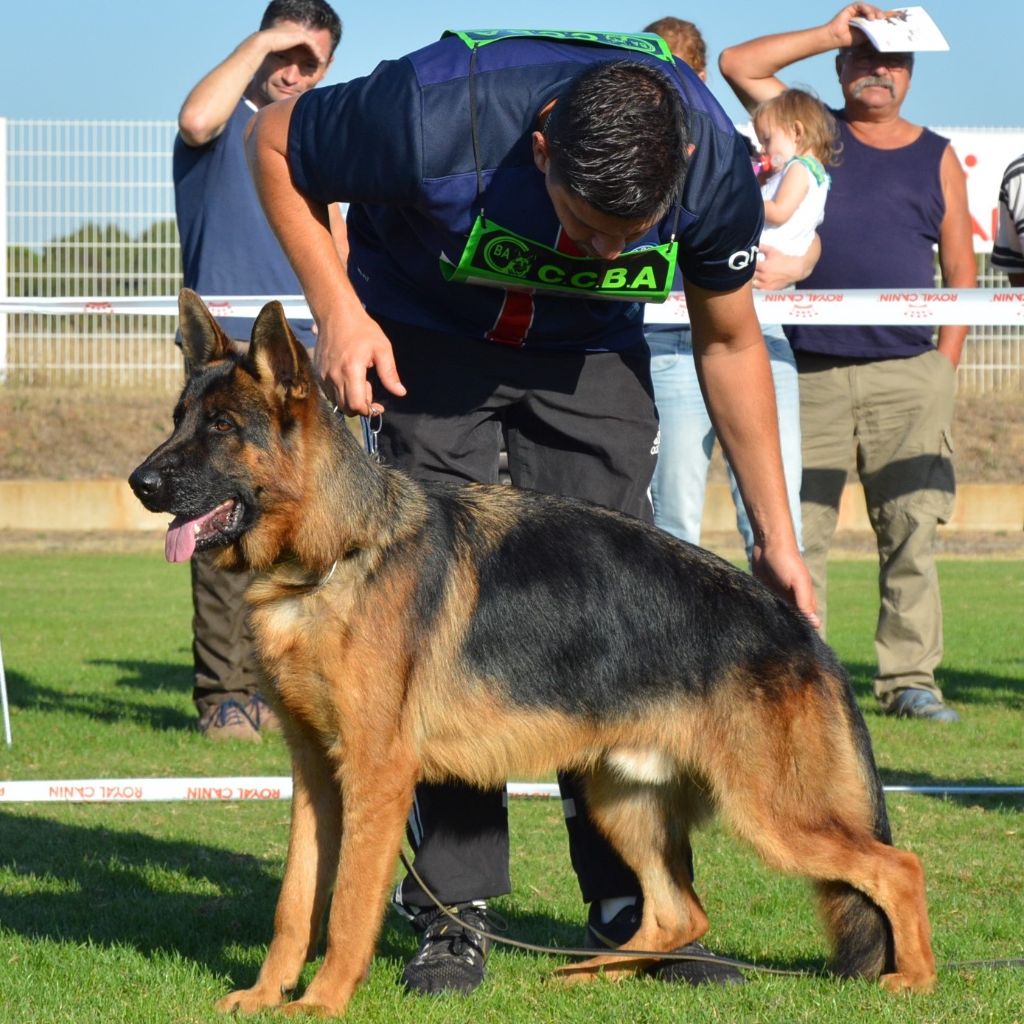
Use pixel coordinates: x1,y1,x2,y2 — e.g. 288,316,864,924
398,850,811,977
399,851,1024,976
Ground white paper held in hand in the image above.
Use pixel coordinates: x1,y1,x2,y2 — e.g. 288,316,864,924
850,6,949,52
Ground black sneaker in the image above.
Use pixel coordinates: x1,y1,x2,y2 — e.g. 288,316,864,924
401,903,493,995
650,942,747,986
585,898,745,986
584,899,643,949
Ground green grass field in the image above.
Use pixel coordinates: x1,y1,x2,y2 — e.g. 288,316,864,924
0,552,1021,1023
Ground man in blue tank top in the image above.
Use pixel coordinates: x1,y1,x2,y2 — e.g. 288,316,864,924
720,4,975,723
173,0,341,743
247,29,817,996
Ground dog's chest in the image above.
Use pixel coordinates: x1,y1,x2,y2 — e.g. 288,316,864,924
250,588,357,735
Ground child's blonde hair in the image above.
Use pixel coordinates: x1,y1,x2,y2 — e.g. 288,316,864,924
643,17,707,76
753,88,841,167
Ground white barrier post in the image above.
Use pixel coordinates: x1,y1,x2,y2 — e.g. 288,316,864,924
0,635,11,746
0,117,8,385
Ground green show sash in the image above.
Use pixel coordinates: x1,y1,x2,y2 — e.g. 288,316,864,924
443,29,675,63
440,216,678,302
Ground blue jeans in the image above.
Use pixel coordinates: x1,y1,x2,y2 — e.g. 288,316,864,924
647,325,803,561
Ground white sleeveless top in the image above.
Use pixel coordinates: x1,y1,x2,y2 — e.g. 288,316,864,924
759,155,830,256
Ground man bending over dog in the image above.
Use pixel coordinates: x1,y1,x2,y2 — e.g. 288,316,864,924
245,28,817,995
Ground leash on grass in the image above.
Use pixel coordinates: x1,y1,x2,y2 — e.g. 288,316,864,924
398,850,813,977
399,851,1024,977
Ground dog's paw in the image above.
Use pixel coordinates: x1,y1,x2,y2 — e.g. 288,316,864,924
279,1000,334,1018
551,956,639,985
215,985,287,1014
880,971,937,994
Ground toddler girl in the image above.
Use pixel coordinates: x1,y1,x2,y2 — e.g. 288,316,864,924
753,89,839,257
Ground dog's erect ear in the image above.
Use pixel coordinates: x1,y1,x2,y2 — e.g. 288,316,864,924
248,299,314,401
178,288,233,375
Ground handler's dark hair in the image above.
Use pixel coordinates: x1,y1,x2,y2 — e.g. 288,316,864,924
544,60,688,221
261,0,343,55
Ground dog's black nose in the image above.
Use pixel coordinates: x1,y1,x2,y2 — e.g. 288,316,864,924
129,466,163,500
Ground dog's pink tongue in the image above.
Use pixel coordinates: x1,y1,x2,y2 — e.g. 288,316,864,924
165,515,201,563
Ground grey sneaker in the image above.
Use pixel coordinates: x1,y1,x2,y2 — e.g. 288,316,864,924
197,699,260,741
245,692,282,733
401,903,493,995
887,688,960,722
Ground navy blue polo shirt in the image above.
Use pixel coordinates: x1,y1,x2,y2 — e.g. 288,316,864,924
174,100,315,346
288,33,762,351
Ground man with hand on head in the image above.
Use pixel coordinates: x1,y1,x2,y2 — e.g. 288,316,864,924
720,4,974,723
173,0,342,741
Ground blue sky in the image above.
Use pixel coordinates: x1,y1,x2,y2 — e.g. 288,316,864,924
0,1,1020,129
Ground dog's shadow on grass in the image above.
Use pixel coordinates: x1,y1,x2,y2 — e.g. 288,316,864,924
4,661,194,731
0,809,645,984
0,810,823,988
0,809,281,980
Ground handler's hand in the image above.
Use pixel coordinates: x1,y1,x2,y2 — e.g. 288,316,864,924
314,308,406,416
751,543,821,630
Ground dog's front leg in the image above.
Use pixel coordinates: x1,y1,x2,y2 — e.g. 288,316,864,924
217,740,342,1015
282,747,419,1018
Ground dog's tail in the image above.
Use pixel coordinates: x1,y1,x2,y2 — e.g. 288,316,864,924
815,646,896,979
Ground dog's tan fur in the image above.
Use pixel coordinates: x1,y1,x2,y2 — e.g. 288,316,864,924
129,292,936,1016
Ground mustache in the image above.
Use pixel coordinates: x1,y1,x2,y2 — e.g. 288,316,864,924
852,75,895,98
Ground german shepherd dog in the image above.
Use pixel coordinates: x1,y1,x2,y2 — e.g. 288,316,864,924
130,290,936,1016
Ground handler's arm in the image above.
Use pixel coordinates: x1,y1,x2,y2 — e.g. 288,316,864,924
685,280,818,625
245,97,405,415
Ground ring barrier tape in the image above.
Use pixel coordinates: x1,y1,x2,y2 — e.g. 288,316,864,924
0,779,1021,804
2,289,1024,325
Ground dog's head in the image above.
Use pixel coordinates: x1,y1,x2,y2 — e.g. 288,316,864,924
129,289,321,568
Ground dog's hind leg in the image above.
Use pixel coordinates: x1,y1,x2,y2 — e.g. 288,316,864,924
716,717,936,993
283,747,420,1017
554,770,708,982
747,822,934,992
217,735,343,1014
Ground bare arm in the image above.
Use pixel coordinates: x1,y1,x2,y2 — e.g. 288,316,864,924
178,25,330,147
935,145,976,368
685,280,818,625
245,98,405,414
718,3,889,112
763,163,811,226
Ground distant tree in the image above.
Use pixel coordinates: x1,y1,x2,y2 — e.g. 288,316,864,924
132,219,182,294
5,245,42,296
39,223,135,297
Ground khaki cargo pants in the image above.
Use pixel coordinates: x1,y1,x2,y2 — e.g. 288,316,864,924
796,348,956,708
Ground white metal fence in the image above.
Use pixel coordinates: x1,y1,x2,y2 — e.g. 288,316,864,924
0,117,1022,391
1,118,182,388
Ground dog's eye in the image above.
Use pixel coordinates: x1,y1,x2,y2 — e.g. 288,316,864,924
211,415,236,434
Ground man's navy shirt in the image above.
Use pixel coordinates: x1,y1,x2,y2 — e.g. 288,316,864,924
174,100,315,346
288,34,762,351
